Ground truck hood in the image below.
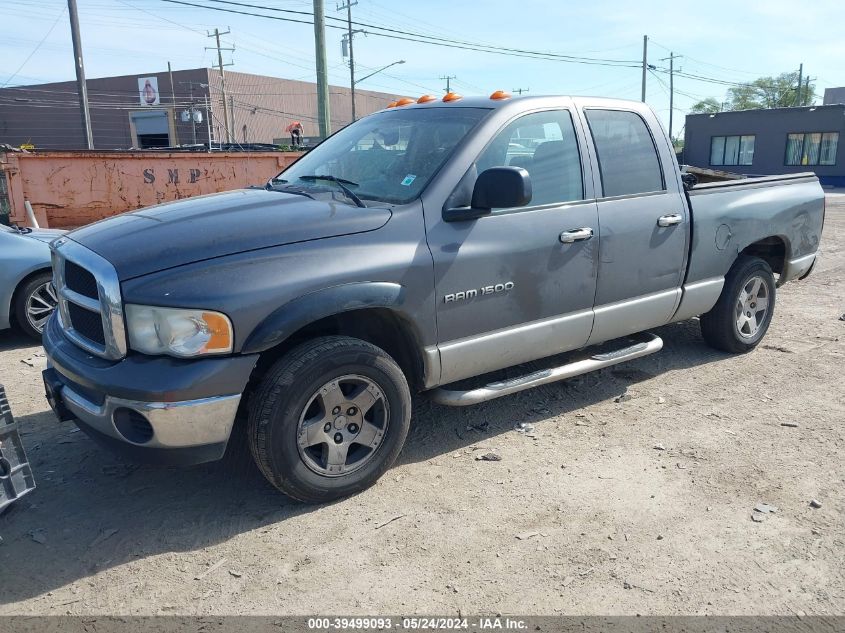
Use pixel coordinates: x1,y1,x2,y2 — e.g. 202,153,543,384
67,189,392,280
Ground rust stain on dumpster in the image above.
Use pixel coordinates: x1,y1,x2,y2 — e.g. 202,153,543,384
1,151,300,229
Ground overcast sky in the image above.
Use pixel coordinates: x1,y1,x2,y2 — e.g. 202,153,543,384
2,0,843,136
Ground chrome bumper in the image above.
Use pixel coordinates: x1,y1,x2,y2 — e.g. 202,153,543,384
61,383,241,449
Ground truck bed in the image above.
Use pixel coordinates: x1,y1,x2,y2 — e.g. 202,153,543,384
684,171,824,286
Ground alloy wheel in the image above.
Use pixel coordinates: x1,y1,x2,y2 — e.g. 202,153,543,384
26,281,58,334
735,275,769,339
296,374,389,477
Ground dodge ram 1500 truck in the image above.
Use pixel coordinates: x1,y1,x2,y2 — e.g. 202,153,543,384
42,94,824,503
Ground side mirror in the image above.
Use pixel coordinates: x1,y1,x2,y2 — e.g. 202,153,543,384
444,167,532,222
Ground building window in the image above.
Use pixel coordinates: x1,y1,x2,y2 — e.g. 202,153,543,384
786,132,839,166
710,135,755,166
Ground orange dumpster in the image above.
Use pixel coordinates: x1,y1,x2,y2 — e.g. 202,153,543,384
0,150,301,229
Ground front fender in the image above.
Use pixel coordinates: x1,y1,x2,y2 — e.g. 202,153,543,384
241,282,406,353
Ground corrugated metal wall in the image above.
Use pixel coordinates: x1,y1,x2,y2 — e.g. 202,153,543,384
0,68,400,150
207,69,399,143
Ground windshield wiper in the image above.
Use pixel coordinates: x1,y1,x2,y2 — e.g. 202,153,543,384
297,175,366,208
265,180,317,200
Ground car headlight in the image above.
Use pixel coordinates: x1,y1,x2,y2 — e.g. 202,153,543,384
125,304,233,357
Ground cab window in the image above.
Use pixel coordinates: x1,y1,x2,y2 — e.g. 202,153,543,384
476,110,584,207
585,109,665,197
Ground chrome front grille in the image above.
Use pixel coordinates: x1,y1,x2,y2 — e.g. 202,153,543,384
64,260,99,299
51,238,127,360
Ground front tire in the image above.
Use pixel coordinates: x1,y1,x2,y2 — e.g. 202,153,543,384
247,336,411,503
700,255,776,353
14,271,58,340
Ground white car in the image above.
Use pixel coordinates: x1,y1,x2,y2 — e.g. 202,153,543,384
0,224,64,339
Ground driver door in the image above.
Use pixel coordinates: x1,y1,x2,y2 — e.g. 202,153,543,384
426,108,600,385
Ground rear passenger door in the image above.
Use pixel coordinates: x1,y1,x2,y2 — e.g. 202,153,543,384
580,107,689,344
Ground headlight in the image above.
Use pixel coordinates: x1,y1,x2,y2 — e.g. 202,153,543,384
125,304,233,357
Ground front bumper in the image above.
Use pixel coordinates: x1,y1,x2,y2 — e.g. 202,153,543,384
42,314,259,465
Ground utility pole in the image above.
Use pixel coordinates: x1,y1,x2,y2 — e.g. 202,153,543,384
206,28,234,143
187,82,197,144
512,88,529,95
167,61,179,145
796,63,803,106
204,93,213,149
229,95,236,142
440,75,456,93
67,0,93,149
181,81,209,146
337,1,358,122
804,76,811,105
641,35,648,103
313,0,331,138
659,52,682,140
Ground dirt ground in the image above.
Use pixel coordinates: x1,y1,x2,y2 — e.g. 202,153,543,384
0,196,842,617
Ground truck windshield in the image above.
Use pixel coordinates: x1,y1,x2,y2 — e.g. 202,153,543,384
274,107,490,204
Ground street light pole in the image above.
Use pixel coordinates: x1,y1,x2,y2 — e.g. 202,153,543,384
355,60,405,87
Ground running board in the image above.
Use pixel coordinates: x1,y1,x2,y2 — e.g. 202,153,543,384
430,333,663,406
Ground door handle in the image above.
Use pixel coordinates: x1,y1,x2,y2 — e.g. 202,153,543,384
657,213,683,227
559,227,594,243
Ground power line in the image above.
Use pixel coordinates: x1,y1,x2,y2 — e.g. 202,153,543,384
1,6,67,88
159,0,642,67
203,0,641,64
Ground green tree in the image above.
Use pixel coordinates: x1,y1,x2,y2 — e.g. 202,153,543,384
690,97,722,114
727,71,815,110
689,71,816,114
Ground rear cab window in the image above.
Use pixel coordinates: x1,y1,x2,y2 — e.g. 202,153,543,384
585,109,665,197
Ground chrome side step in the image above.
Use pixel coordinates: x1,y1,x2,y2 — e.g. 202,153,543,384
430,333,663,406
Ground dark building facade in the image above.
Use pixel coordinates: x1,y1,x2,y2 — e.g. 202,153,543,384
684,104,845,187
0,68,399,150
823,86,845,105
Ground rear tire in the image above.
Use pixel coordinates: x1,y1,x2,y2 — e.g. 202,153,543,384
700,256,776,353
247,336,411,503
14,271,57,340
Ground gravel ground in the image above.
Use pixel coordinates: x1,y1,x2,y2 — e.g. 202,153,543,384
0,196,842,616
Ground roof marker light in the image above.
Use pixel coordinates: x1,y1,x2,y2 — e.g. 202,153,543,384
490,90,511,100
395,97,416,107
386,101,398,108
417,94,438,103
442,92,463,102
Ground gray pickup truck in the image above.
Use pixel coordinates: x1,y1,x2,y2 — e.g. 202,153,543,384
42,95,824,502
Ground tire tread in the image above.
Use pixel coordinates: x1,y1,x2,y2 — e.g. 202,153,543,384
700,255,775,354
247,335,409,503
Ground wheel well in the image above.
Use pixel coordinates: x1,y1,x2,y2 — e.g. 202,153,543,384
9,267,52,325
740,236,786,275
245,308,425,401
